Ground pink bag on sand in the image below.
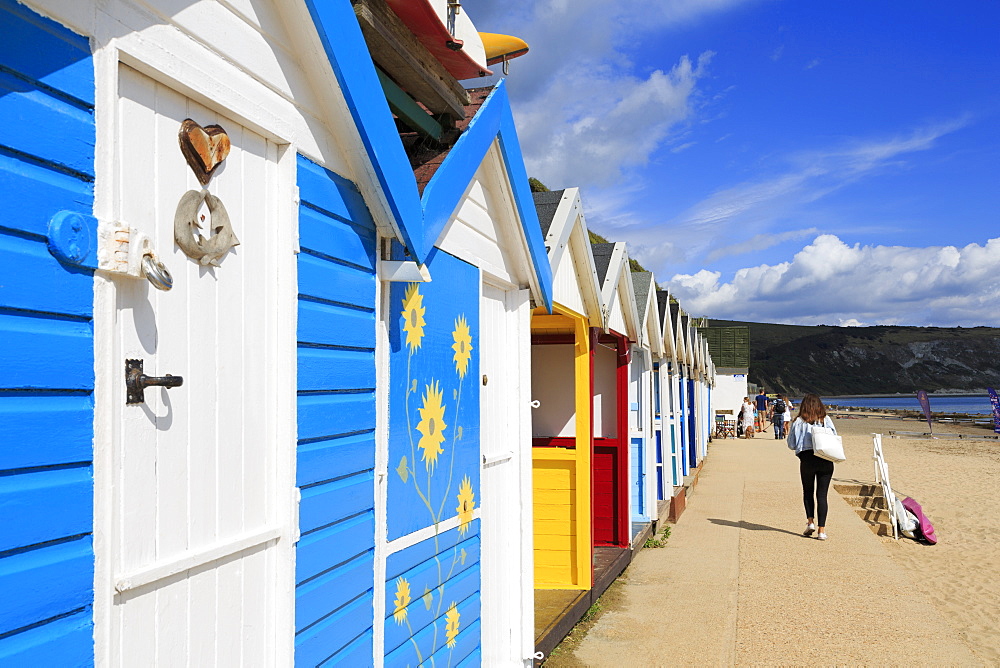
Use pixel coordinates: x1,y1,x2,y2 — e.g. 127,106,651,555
901,496,937,544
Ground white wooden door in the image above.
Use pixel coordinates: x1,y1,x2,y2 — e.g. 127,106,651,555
106,65,292,666
480,284,532,666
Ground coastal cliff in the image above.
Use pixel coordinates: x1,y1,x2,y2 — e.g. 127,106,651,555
709,320,1000,395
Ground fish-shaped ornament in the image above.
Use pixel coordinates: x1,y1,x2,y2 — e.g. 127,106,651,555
173,189,240,266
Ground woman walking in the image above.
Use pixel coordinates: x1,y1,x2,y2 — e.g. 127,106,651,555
782,395,793,439
786,394,837,540
740,397,756,438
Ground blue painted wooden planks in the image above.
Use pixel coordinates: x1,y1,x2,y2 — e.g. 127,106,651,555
383,593,481,666
294,595,373,667
297,299,374,350
297,393,375,446
297,430,375,488
0,0,93,107
296,510,374,584
0,1,95,662
0,466,92,553
456,646,482,667
296,154,378,663
299,471,374,535
0,70,94,178
0,312,93,389
297,157,375,231
297,253,375,309
317,631,374,667
296,549,374,633
0,152,93,239
383,565,480,654
297,347,375,392
298,205,376,270
0,606,92,665
385,521,480,580
0,394,92,470
0,234,95,316
0,535,93,635
422,612,481,667
381,526,482,661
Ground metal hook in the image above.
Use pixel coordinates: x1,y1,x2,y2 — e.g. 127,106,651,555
141,253,173,291
502,57,510,76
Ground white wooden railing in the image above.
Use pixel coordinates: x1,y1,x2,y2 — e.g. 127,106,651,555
872,433,899,540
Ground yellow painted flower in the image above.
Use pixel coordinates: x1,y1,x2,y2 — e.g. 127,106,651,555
444,602,460,648
392,577,411,624
416,381,447,471
456,476,475,535
451,315,473,378
401,283,426,352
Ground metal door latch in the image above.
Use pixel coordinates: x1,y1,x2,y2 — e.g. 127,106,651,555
126,359,183,404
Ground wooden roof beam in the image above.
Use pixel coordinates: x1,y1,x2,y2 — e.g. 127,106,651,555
353,0,471,122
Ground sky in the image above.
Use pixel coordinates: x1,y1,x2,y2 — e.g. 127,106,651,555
467,0,1000,327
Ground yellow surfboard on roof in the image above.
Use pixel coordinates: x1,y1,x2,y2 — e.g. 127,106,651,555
479,32,529,65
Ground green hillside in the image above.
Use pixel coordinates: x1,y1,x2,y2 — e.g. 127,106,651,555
709,320,1000,395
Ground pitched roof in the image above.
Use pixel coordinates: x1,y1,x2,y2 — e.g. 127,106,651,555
532,189,565,237
632,271,653,319
656,289,670,327
591,242,616,283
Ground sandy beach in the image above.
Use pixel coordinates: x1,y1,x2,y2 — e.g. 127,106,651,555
544,414,1000,665
833,415,1000,664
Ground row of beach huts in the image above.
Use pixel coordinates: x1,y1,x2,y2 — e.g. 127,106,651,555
0,0,720,665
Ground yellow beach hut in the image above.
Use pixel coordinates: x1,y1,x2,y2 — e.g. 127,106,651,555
529,188,604,591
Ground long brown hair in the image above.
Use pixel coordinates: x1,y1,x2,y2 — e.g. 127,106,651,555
796,393,827,424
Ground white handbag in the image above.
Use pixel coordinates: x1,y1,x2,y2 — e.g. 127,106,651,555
811,423,846,462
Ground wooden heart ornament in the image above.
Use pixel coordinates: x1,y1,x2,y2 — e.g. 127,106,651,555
178,118,231,185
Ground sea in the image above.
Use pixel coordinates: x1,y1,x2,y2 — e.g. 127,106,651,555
821,394,995,415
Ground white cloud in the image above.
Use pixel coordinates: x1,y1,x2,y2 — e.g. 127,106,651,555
510,53,713,187
705,227,820,261
671,121,967,231
469,0,760,188
607,118,973,276
665,235,1000,326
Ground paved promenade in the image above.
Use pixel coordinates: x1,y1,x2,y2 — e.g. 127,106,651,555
554,436,982,666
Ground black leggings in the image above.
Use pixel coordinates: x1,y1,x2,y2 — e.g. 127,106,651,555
798,450,835,526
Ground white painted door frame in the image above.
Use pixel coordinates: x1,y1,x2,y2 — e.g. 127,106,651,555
92,54,297,665
479,277,534,666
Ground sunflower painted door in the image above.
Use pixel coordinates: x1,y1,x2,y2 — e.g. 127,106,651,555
102,65,293,664
385,251,481,664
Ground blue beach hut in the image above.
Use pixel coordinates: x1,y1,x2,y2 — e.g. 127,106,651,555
628,272,664,540
0,0,550,665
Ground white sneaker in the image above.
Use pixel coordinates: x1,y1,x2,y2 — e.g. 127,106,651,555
803,523,816,536
816,532,827,541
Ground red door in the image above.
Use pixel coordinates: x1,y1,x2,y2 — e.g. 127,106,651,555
591,330,630,548
592,445,619,544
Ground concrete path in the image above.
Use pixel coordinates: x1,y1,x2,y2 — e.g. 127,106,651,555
558,437,982,666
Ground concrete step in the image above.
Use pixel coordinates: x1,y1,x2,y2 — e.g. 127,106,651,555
835,482,894,536
856,508,890,524
861,521,894,537
833,483,881,497
842,495,887,510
